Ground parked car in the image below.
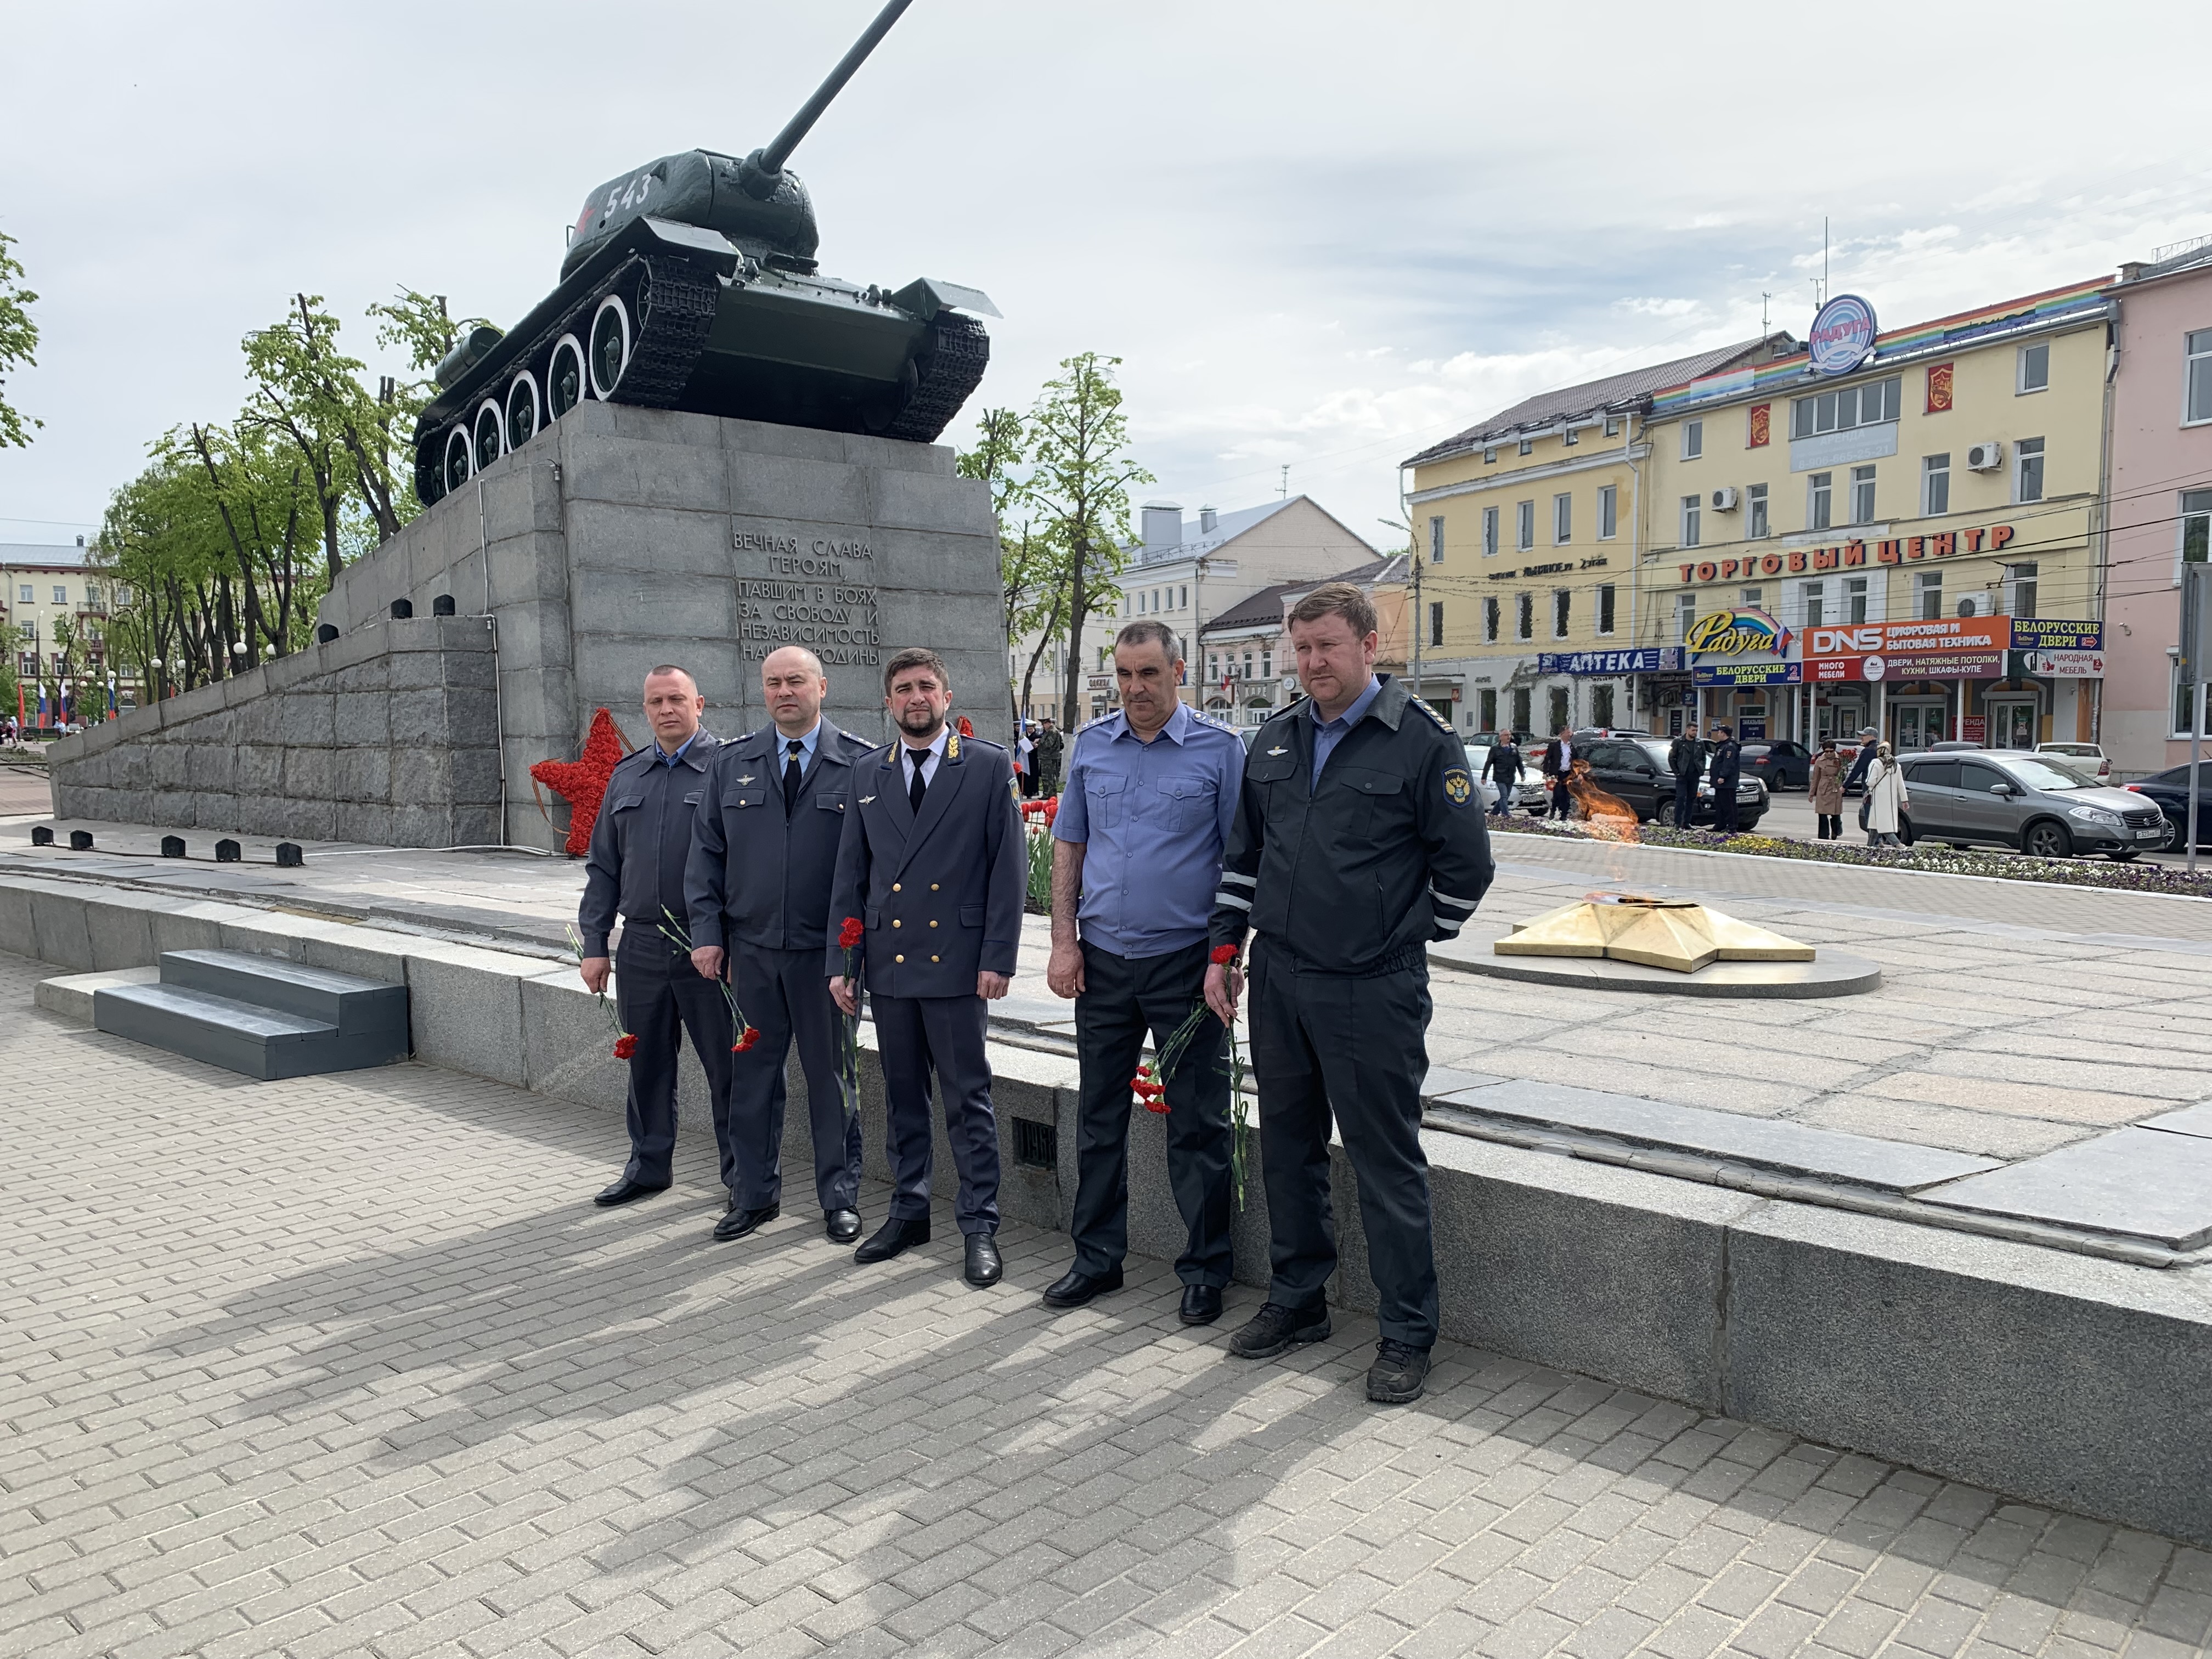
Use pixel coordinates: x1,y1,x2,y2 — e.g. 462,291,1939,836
1574,736,1767,830
2124,764,2212,849
2036,740,2112,785
1739,740,1812,791
1897,749,2168,860
1466,741,1549,812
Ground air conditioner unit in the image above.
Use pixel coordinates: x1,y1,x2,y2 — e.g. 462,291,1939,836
1956,592,1997,618
1966,441,2004,471
1710,486,1740,512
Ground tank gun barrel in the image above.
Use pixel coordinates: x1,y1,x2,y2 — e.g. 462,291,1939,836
742,0,915,194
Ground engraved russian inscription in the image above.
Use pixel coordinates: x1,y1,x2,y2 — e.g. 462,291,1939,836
733,524,880,665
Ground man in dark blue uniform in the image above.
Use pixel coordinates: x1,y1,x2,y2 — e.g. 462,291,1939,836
827,647,1026,1288
1708,723,1742,833
1042,619,1245,1324
685,645,867,1245
576,666,732,1209
1206,583,1495,1406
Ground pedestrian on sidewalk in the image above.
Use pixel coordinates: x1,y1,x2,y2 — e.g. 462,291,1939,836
1843,725,1881,792
1809,738,1844,840
1863,742,1910,848
1708,724,1742,834
1667,723,1703,828
1541,726,1576,821
1042,620,1245,1325
1483,731,1522,816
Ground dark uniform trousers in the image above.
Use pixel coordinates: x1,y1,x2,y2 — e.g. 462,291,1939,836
727,947,863,1212
1249,936,1438,1350
614,929,735,1188
1673,776,1697,828
1070,939,1233,1287
874,993,1001,1236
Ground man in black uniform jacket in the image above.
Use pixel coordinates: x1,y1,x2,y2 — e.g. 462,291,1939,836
575,666,732,1209
828,647,1027,1288
1206,582,1496,1406
685,645,867,1245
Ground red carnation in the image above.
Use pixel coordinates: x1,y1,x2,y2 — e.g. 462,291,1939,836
612,1032,637,1060
838,916,866,950
735,1026,761,1053
1210,945,1238,966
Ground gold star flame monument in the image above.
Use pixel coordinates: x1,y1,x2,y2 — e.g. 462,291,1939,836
1494,895,1816,975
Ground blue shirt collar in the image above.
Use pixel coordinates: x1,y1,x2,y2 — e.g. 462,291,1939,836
1108,701,1195,746
1310,674,1383,733
771,720,822,763
656,730,703,766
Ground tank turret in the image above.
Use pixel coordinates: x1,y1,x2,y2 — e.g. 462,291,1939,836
412,0,995,507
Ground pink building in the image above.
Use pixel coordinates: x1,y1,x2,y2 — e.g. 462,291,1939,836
2103,242,2212,774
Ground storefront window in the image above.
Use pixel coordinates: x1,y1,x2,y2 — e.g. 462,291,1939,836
1548,687,1570,732
1480,688,1498,731
1512,688,1532,734
1592,685,1616,727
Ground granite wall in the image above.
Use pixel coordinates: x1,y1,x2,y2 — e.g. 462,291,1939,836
47,618,501,847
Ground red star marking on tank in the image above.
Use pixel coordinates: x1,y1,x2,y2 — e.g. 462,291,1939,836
531,707,629,856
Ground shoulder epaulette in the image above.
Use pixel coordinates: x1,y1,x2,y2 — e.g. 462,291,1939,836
1411,698,1454,734
1191,709,1242,735
1076,712,1118,734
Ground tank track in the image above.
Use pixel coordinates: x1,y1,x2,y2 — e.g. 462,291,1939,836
608,253,719,408
882,311,990,444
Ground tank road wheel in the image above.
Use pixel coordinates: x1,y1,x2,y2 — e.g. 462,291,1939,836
506,373,540,451
443,426,473,494
589,295,632,399
473,401,503,472
548,335,586,418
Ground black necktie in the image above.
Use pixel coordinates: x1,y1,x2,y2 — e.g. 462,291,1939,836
783,739,804,816
908,749,928,813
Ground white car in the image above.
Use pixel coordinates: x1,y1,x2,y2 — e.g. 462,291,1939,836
2036,741,2111,785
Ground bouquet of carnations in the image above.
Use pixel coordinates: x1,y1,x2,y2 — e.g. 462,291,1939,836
657,907,759,1053
565,924,637,1058
836,916,865,1124
1148,944,1252,1207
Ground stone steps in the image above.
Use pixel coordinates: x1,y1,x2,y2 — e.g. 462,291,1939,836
89,950,410,1080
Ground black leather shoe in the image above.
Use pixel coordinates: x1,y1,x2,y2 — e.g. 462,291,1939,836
825,1209,862,1244
964,1233,1003,1288
592,1177,670,1208
1041,1265,1122,1308
854,1216,930,1263
1367,1339,1432,1405
1227,1301,1331,1358
713,1201,779,1242
1178,1284,1223,1326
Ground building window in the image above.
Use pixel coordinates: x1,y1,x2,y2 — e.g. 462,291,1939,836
1592,684,1616,727
1482,505,1499,558
1552,590,1571,639
1923,453,1950,517
2187,330,2212,425
1680,494,1701,548
52,585,67,605
1598,484,1617,540
84,583,102,608
1512,687,1532,733
1483,596,1501,642
1260,649,1272,679
1803,581,1826,629
1683,420,1704,460
1598,584,1616,635
2007,562,2039,618
1554,493,1572,545
1564,427,1579,447
1845,575,1870,624
1604,415,1621,437
1428,601,1444,648
1548,687,1570,732
2176,663,2210,740
1480,687,1498,731
1747,482,1769,539
1916,571,1944,621
1428,516,1444,564
1484,445,1498,464
2184,489,2212,571
1790,376,1902,439
2015,438,2045,504
1242,652,1254,679
1516,592,1533,641
1849,464,1877,525
1518,439,1534,456
1517,500,1535,551
1808,471,1833,531
2017,342,2050,394
1740,586,1763,608
1178,585,1188,608
1675,592,1696,641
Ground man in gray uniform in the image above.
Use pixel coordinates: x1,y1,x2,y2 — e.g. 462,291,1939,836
577,666,732,1209
1043,619,1244,1324
828,647,1026,1288
1205,583,1495,1406
685,645,866,1245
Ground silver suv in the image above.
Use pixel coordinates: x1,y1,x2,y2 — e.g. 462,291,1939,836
1897,749,2169,861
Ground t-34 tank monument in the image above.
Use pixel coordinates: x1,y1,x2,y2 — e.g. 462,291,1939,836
50,0,1008,853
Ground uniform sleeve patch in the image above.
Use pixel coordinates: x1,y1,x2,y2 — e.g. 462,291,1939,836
1443,767,1474,806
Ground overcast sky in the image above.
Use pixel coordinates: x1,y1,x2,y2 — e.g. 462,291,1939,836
4,0,2210,555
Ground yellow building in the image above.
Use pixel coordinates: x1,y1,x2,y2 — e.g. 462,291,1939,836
1401,338,1785,738
1637,280,2113,749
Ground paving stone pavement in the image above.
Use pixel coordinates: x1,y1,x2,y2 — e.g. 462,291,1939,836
3,946,2208,1659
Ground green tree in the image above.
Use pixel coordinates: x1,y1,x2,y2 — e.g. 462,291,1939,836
958,407,1050,719
1025,354,1151,728
0,231,40,449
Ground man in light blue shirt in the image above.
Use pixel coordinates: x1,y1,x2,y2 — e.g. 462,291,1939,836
1043,619,1245,1323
